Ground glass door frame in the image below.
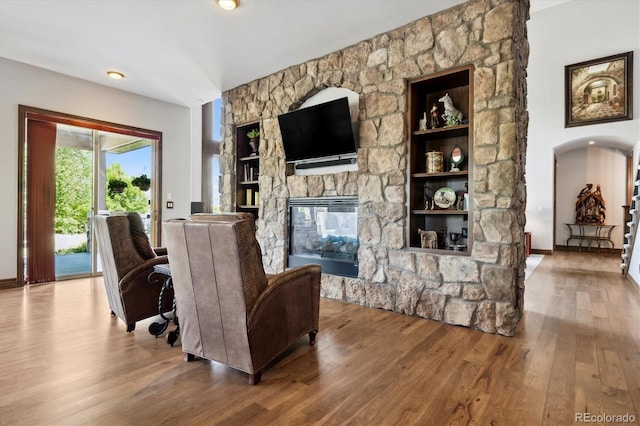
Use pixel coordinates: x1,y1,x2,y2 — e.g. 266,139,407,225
17,105,163,287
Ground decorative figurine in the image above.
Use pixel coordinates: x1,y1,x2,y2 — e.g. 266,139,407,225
424,185,434,210
456,192,465,210
418,112,427,131
438,93,463,127
575,183,606,224
418,229,438,249
430,103,440,129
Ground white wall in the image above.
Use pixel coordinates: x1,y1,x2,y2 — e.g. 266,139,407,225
0,58,194,281
555,147,626,248
527,0,640,251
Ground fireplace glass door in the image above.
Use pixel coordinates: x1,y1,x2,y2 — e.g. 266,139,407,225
288,197,358,278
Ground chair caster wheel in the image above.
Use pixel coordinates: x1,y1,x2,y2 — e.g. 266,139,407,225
166,330,178,346
149,321,168,336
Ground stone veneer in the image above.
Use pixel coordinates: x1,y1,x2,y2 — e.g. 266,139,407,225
220,0,529,336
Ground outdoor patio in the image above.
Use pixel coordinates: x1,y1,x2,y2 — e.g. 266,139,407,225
55,252,92,277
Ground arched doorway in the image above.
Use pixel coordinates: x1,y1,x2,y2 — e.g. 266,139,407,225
554,143,630,252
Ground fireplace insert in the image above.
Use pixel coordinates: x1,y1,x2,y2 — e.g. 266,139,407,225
288,196,358,278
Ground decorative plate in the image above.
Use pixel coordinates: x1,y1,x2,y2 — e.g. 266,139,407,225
434,187,456,209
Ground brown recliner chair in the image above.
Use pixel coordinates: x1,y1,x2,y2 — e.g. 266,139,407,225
93,213,172,332
164,214,321,385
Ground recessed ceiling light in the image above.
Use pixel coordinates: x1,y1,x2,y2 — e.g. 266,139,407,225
589,140,595,145
107,71,125,80
217,0,239,11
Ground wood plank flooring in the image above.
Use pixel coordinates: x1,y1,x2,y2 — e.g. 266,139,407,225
0,252,638,425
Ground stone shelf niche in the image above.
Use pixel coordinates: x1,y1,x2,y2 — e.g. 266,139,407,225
221,0,529,336
406,65,474,255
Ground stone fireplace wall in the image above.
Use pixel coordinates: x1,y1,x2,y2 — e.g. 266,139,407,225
220,0,529,336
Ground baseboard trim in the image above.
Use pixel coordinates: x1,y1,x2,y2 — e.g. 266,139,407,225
554,245,621,255
626,274,640,296
0,278,18,290
531,249,553,255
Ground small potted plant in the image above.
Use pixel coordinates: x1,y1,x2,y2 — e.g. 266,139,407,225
108,178,128,195
247,128,260,155
132,174,151,191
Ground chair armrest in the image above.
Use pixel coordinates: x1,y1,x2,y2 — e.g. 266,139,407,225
119,255,169,293
247,264,321,328
246,264,321,371
117,255,172,323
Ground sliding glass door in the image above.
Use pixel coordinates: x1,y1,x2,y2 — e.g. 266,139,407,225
54,125,156,279
18,106,163,285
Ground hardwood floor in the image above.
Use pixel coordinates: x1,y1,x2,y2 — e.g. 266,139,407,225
0,252,638,425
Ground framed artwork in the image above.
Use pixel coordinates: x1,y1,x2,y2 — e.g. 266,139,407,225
564,51,633,127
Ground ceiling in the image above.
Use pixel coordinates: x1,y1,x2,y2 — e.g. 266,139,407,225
0,0,569,108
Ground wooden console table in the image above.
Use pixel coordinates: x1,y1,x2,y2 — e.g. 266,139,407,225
565,223,616,252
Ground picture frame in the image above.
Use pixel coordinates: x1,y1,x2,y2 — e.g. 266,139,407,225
564,51,633,127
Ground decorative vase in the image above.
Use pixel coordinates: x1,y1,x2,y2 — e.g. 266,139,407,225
249,138,259,155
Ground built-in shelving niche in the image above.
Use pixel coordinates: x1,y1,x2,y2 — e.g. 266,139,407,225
235,122,260,215
406,65,474,255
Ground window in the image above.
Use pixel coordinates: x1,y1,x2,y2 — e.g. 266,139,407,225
202,98,223,212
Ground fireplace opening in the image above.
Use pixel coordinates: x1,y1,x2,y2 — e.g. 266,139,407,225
288,196,358,278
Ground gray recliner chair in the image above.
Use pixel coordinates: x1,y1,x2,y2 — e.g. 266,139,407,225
93,213,172,332
163,213,321,385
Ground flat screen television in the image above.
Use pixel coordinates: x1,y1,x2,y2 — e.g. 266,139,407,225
278,97,357,163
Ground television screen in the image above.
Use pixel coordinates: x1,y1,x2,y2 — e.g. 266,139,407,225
278,97,357,163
